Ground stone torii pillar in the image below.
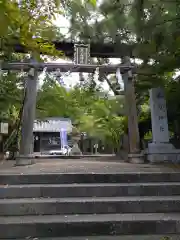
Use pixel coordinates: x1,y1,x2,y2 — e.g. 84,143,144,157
122,57,144,163
16,57,38,166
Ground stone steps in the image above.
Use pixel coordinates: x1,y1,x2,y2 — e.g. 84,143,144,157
1,172,180,184
1,182,180,198
1,213,180,238
9,236,180,240
1,196,180,216
1,172,180,238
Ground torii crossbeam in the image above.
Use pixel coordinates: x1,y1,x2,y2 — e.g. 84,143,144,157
1,62,136,74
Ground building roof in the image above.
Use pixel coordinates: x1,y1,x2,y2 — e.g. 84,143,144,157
33,117,72,133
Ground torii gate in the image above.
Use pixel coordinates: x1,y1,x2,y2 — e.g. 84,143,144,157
1,44,143,165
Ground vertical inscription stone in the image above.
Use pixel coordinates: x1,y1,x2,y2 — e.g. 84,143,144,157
149,87,169,143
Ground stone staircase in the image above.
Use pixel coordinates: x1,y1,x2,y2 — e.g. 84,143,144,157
0,172,180,239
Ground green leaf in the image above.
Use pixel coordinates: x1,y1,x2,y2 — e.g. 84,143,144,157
87,0,96,7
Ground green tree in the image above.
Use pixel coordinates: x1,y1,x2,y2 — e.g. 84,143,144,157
37,77,125,151
0,0,63,56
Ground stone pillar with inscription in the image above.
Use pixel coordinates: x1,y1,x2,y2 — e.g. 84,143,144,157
147,87,180,163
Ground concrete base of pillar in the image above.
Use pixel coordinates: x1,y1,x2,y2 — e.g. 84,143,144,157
148,142,175,153
147,152,180,164
147,142,180,163
128,153,144,164
15,155,35,166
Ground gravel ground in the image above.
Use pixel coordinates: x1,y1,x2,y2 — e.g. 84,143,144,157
0,157,179,174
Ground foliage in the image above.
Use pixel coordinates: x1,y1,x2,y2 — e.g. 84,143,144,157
66,0,180,93
78,96,125,148
0,60,26,126
37,78,125,147
0,0,63,57
0,0,64,129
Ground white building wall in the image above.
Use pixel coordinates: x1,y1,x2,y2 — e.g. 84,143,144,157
33,118,72,133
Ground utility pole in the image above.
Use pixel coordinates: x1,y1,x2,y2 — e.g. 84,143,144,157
16,57,38,166
122,56,144,163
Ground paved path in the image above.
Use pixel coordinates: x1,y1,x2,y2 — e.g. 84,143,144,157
0,158,180,174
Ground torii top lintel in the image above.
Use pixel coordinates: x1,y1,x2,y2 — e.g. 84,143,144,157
7,40,137,58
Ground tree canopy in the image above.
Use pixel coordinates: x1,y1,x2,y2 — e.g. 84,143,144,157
1,0,180,151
